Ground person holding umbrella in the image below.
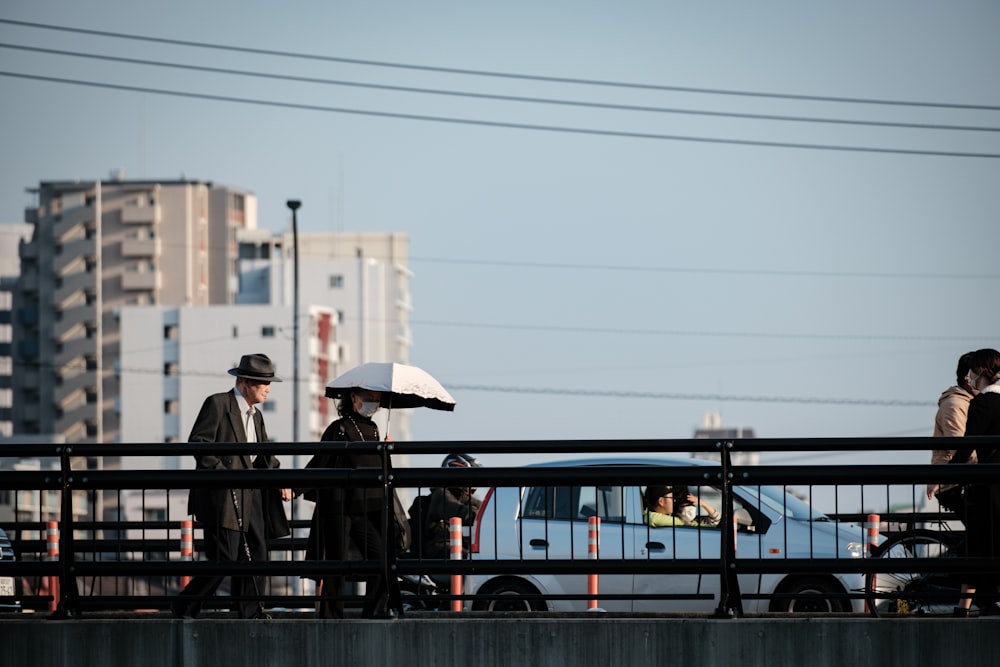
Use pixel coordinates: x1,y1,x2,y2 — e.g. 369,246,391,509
301,387,403,619
305,362,456,618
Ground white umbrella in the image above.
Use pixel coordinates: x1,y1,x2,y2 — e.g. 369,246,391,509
324,362,456,412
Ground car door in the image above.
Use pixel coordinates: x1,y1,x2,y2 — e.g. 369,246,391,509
630,484,722,612
631,484,774,613
518,484,634,612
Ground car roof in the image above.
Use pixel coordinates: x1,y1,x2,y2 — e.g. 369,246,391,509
524,456,716,469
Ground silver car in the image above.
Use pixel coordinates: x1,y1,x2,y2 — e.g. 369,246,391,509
466,457,866,614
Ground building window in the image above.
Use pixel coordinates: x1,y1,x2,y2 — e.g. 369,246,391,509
261,326,275,337
261,402,275,413
337,310,344,324
232,326,239,338
329,275,344,289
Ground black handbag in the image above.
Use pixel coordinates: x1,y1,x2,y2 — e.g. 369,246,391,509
934,484,966,514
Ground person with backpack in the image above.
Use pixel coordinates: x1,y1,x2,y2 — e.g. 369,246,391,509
409,454,483,559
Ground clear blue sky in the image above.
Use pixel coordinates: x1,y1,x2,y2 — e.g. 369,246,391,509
1,2,998,473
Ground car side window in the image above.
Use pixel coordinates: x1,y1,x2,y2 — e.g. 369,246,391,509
522,486,626,523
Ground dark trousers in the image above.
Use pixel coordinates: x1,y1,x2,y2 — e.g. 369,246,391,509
318,510,401,619
175,514,268,618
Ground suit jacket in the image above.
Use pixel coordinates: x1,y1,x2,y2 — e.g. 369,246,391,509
186,390,290,538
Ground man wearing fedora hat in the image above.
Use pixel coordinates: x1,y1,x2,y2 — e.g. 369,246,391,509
172,353,291,619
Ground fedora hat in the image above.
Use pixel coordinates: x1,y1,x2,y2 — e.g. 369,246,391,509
228,354,282,382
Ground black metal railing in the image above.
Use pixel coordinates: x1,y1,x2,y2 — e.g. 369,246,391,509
0,435,997,617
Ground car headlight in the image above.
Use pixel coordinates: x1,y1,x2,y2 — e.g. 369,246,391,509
846,542,865,558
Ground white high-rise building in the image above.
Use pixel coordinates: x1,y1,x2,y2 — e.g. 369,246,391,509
116,230,412,453
235,228,413,441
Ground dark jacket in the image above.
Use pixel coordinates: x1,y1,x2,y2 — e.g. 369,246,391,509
302,412,391,561
421,487,482,558
186,390,290,538
952,391,1000,465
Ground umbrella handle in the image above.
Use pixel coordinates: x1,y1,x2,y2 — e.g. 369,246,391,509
384,394,393,440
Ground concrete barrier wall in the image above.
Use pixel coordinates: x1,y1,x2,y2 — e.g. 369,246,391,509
1,617,998,667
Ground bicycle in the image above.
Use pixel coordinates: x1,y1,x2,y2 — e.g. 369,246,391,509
865,526,965,617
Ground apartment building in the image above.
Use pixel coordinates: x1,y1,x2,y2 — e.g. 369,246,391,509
10,177,256,444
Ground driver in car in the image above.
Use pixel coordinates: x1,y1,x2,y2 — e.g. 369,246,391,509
642,485,721,528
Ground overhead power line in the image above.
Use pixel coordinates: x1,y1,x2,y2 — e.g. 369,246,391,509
409,256,1000,281
2,71,998,159
411,319,983,343
2,42,997,134
8,360,931,408
447,383,935,408
2,17,998,112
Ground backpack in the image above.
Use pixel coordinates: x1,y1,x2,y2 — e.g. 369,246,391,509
407,493,434,557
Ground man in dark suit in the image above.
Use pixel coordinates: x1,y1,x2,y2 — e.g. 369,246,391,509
172,353,291,619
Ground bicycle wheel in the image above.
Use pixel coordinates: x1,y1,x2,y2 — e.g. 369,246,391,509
865,529,963,617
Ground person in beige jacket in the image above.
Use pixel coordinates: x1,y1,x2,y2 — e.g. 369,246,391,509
926,351,978,503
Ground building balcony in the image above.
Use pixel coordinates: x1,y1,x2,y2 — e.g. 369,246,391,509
18,401,39,422
55,336,95,367
55,386,88,413
163,413,180,440
55,238,96,273
56,368,98,398
55,277,94,307
121,238,161,258
121,268,160,291
122,203,162,225
18,270,39,292
55,401,93,436
163,375,180,400
53,207,93,241
53,304,96,341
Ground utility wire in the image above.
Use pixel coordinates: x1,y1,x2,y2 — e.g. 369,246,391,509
2,71,998,159
446,383,936,408
2,17,998,112
75,232,1000,280
9,360,931,408
409,256,1000,281
411,319,984,343
3,42,997,134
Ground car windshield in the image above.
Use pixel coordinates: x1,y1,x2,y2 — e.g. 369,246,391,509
739,485,827,521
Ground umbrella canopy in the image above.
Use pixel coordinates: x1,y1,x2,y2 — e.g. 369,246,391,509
325,362,456,412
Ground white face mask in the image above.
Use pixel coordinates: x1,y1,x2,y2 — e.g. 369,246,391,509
358,401,380,417
677,504,697,522
967,370,983,393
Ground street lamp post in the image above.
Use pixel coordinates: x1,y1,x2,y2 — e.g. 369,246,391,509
286,200,301,446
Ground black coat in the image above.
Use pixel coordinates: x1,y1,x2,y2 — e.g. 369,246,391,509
186,390,290,539
302,413,393,562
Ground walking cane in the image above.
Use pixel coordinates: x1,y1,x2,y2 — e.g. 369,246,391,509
229,488,270,619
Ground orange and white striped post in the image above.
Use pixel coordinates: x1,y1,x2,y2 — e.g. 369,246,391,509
587,516,600,610
46,521,59,612
865,514,880,555
449,517,463,612
864,513,880,614
732,513,739,555
179,519,194,589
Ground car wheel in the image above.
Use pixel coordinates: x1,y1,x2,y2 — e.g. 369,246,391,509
769,577,849,613
471,578,547,612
